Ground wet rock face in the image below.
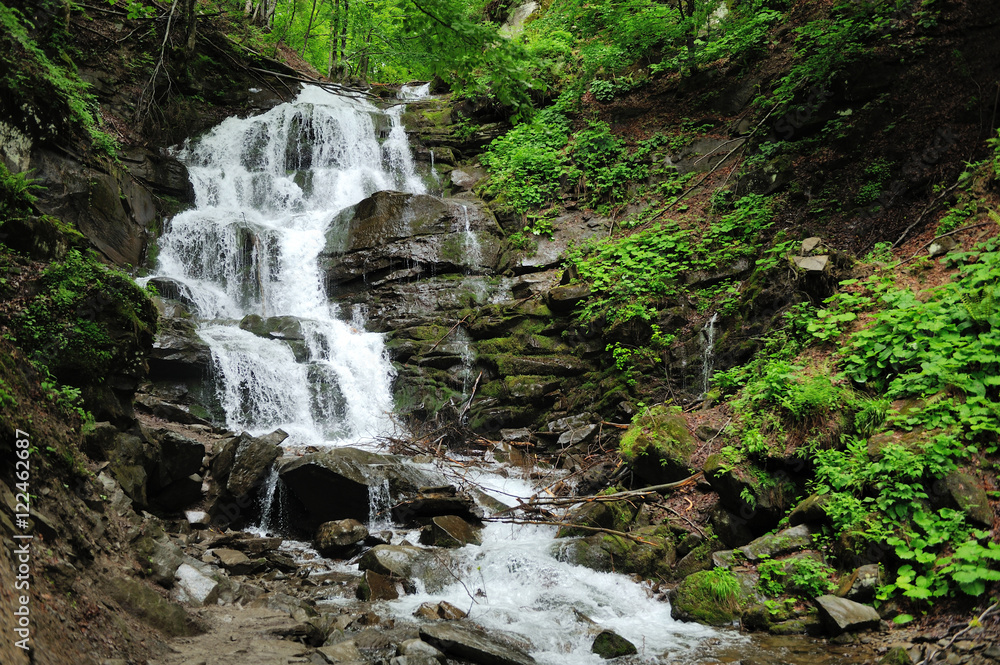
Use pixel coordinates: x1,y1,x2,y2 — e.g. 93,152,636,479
278,447,444,532
321,190,506,295
315,518,369,558
591,630,638,659
29,147,191,267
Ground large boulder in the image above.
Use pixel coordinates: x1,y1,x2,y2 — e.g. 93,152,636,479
419,622,536,665
937,471,993,527
321,191,505,292
279,447,441,530
147,429,206,512
620,405,696,484
813,595,881,635
147,317,212,380
358,545,453,592
206,430,286,526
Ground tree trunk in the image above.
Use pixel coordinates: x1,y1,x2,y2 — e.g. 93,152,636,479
301,0,320,56
182,0,197,56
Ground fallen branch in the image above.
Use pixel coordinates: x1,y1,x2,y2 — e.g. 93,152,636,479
427,314,471,353
498,473,704,513
483,517,660,545
899,221,993,266
916,602,1000,665
892,181,963,248
458,371,483,422
645,104,780,225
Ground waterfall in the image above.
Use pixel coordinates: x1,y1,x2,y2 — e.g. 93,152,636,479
701,312,718,396
252,466,285,536
461,204,483,268
367,477,393,531
150,86,426,449
398,82,431,100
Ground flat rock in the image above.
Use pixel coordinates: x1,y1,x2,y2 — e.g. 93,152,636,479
419,622,535,665
814,595,881,634
392,492,483,524
357,545,451,591
419,515,482,547
739,524,815,561
794,255,829,271
399,638,446,661
318,639,364,662
358,570,410,601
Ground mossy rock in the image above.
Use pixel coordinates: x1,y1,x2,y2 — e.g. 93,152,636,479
555,500,635,538
601,528,676,579
620,405,695,484
591,630,638,659
670,569,746,626
108,578,203,637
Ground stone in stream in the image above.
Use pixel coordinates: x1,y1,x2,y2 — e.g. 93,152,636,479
813,595,881,634
414,600,468,620
280,447,443,530
419,622,536,665
358,545,453,592
315,518,369,558
591,630,638,659
358,570,414,601
391,488,484,525
419,515,483,547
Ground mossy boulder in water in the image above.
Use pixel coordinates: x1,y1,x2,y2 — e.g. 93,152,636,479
620,405,695,484
591,630,637,659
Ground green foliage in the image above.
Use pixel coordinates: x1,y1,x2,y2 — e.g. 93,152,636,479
767,1,898,110
855,158,893,206
0,163,41,222
757,556,837,598
702,567,740,607
936,199,977,235
843,238,1000,444
0,3,119,155
480,99,574,212
14,250,157,381
567,194,774,330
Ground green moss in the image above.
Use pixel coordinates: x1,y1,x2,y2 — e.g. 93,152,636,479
108,578,202,637
672,569,744,626
619,405,695,474
14,249,158,383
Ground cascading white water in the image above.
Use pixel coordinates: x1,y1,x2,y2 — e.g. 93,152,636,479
460,204,483,268
398,82,432,100
384,468,742,665
701,312,718,396
150,86,426,448
367,478,393,531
